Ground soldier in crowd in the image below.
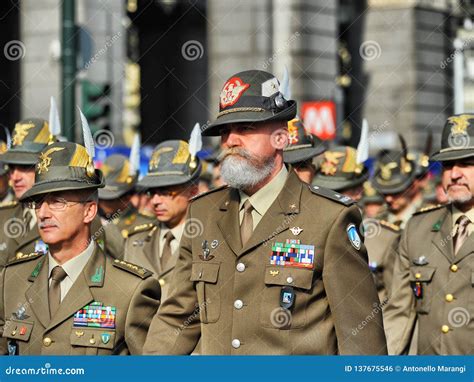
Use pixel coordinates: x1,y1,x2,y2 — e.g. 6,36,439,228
372,135,419,229
124,140,201,298
0,141,13,204
0,137,160,355
98,153,155,237
312,144,399,303
384,114,474,355
143,70,386,355
283,117,327,183
361,181,386,219
0,119,54,266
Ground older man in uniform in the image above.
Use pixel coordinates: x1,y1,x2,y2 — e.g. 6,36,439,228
384,114,474,355
143,70,386,355
283,118,326,183
124,140,200,298
0,140,160,355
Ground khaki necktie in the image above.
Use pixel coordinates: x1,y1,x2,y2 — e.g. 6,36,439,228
453,215,471,255
49,266,68,317
161,231,174,269
240,200,254,246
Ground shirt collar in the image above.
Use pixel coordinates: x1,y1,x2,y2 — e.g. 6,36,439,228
159,221,185,243
239,165,288,216
48,241,95,283
452,205,474,227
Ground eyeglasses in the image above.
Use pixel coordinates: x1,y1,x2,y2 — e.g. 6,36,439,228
25,197,90,211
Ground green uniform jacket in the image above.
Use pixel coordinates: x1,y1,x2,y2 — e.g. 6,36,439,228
143,171,387,355
383,204,473,354
124,224,177,300
0,245,160,355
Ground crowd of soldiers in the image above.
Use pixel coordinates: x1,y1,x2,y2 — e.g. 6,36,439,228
0,69,472,355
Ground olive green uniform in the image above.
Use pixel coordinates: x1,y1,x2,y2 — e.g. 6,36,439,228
0,245,160,355
143,171,387,355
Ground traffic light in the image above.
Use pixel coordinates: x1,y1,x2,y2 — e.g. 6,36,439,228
81,80,111,133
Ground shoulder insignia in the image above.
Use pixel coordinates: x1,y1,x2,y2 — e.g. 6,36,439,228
129,223,155,235
413,204,445,216
0,201,18,210
7,252,43,266
190,185,229,202
112,259,153,279
379,220,401,232
309,185,355,206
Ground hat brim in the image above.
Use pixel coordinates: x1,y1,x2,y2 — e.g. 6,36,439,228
138,163,201,190
312,170,369,192
99,184,135,200
1,150,39,166
202,101,297,136
283,142,328,164
20,171,105,202
430,148,474,162
372,171,417,195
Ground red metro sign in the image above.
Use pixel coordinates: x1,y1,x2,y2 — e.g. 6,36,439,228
301,101,336,140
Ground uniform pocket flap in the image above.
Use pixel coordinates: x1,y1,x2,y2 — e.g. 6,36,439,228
409,266,436,282
70,328,115,349
190,262,220,284
3,319,34,342
264,265,313,290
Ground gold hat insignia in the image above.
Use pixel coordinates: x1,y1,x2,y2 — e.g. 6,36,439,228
37,147,65,174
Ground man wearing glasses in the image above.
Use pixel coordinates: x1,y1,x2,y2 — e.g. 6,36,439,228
124,140,201,298
0,141,160,355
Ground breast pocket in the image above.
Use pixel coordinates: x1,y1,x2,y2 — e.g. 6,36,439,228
260,265,314,329
409,266,436,314
190,262,221,324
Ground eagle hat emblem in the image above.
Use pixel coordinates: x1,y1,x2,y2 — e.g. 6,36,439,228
37,147,65,174
220,77,250,109
447,115,474,135
12,122,35,146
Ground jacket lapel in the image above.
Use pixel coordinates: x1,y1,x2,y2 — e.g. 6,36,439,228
217,188,242,255
240,171,303,256
25,256,51,328
454,231,474,263
46,246,105,331
431,207,454,263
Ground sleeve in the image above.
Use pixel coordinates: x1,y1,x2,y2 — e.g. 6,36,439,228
124,275,161,354
323,205,388,355
382,231,401,300
0,266,8,354
142,209,201,355
382,221,417,355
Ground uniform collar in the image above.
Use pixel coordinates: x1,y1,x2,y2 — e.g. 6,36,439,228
48,241,95,284
238,165,288,217
451,205,474,233
159,221,185,243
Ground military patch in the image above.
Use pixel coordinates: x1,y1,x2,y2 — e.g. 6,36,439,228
309,185,355,206
347,224,361,250
413,204,445,216
288,119,299,145
101,333,111,344
413,256,429,266
7,252,43,266
290,227,303,236
91,265,104,283
220,77,250,109
73,302,116,329
379,220,400,232
270,239,314,269
113,259,152,279
12,122,35,146
36,147,65,174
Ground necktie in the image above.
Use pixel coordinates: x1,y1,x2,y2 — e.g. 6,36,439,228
453,215,471,255
240,200,254,246
161,231,174,269
49,266,68,317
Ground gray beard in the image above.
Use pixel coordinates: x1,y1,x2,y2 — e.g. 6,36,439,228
448,193,473,205
220,154,275,191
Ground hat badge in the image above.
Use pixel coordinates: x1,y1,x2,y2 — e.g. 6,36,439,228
320,151,344,176
12,122,35,146
219,77,250,109
379,162,397,180
448,115,474,135
37,147,65,174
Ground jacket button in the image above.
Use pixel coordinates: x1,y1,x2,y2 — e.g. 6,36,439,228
231,339,241,349
445,294,454,302
441,325,450,333
159,278,165,286
415,273,421,279
43,337,52,347
236,263,245,272
234,300,243,309
286,276,294,284
450,264,458,272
